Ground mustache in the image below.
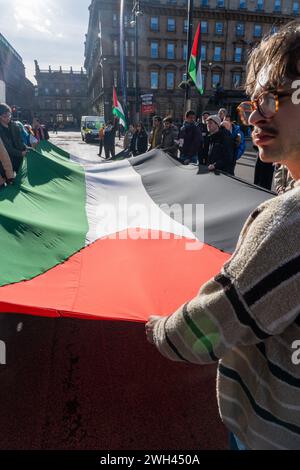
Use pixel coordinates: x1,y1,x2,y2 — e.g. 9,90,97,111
252,127,278,137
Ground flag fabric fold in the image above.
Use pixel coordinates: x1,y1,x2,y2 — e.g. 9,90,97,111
188,23,203,94
0,142,272,322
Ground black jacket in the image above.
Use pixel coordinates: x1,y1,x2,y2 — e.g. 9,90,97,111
103,120,118,147
0,121,25,172
204,129,235,174
178,122,202,157
130,130,148,156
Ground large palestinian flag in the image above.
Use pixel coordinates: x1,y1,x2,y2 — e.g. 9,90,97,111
0,141,272,322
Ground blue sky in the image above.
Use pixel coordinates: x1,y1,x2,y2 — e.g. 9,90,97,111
0,0,91,83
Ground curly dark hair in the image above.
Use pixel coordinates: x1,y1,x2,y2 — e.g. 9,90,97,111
245,20,300,96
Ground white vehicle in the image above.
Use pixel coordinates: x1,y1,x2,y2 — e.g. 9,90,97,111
81,116,105,143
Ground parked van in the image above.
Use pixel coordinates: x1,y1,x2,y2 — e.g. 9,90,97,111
81,116,105,143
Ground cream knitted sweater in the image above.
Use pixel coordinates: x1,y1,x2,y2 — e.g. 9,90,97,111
153,183,300,449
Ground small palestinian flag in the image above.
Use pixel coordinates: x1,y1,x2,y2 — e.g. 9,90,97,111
112,87,127,129
188,23,203,94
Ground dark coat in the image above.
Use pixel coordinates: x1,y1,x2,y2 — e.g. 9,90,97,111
204,129,235,174
130,130,148,155
178,122,202,157
0,121,25,172
103,121,118,147
158,125,178,159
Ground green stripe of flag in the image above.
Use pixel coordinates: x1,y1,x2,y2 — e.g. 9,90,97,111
0,144,88,286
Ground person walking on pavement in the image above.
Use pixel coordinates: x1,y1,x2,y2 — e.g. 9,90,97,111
157,116,178,159
103,118,118,160
146,19,300,450
123,124,135,156
130,123,148,156
98,124,105,157
178,110,202,165
204,114,234,174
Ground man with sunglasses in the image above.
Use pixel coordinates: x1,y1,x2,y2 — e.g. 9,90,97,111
145,20,300,450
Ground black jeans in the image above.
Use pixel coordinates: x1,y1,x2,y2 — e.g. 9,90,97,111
104,145,115,160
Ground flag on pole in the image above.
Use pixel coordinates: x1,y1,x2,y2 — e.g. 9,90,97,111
188,23,204,94
112,87,127,129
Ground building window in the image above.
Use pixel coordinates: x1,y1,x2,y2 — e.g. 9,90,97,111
151,42,158,58
213,46,222,61
150,71,159,89
239,0,247,8
236,23,245,37
212,73,221,88
256,0,264,10
124,15,128,27
166,72,175,89
217,0,225,7
66,89,70,95
45,100,51,109
201,44,206,61
125,40,129,56
113,70,118,87
113,13,118,27
293,2,299,14
56,100,61,110
201,0,209,6
150,17,159,31
232,72,242,88
113,40,118,56
66,114,74,122
201,21,208,34
182,72,187,81
215,22,223,35
183,19,188,33
234,47,242,62
183,44,187,60
132,72,136,88
56,114,63,122
167,18,176,32
274,0,281,12
55,88,60,95
167,43,175,59
126,71,130,87
45,88,49,95
253,24,262,38
66,99,71,110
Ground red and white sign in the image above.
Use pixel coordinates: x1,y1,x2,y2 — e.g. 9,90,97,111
142,104,155,114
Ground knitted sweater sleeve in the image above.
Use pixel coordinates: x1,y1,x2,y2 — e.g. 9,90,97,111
152,190,300,364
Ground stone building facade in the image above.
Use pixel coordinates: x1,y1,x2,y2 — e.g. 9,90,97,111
84,0,298,124
0,33,34,122
34,60,89,128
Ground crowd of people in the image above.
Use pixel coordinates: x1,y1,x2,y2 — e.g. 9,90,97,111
0,103,49,188
116,109,246,176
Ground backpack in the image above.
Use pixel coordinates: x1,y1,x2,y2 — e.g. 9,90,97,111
232,123,245,160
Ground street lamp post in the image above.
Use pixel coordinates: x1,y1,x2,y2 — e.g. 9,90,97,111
131,1,143,122
185,0,194,112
